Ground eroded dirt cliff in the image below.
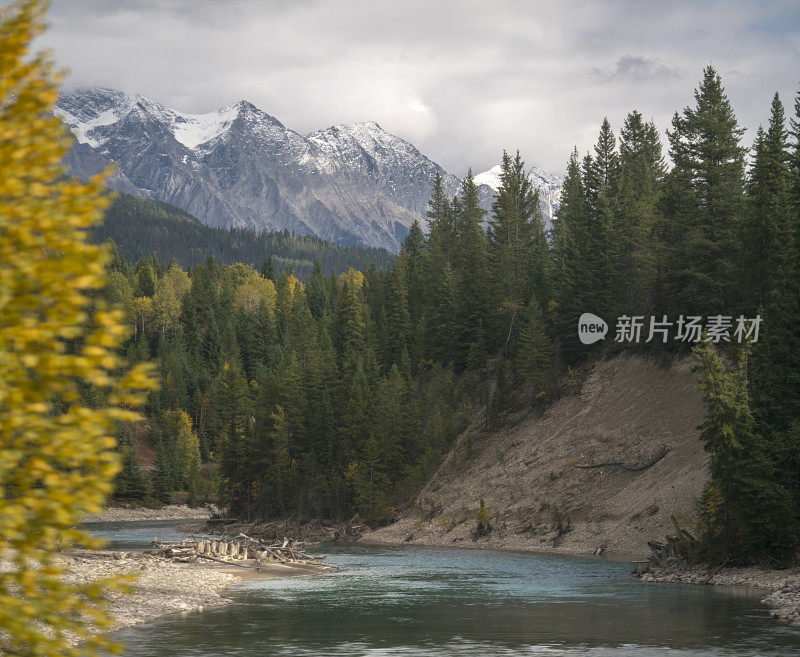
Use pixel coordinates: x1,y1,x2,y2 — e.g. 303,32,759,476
362,354,708,557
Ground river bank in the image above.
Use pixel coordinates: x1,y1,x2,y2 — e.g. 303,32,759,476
640,562,800,625
62,549,326,645
81,504,219,523
61,551,240,644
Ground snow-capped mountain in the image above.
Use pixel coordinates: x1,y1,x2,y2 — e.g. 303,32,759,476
474,164,564,228
56,87,560,251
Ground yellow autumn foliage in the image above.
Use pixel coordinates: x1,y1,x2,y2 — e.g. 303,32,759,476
338,267,365,290
232,270,277,314
0,1,155,655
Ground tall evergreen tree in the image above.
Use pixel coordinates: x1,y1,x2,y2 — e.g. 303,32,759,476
515,295,555,391
743,94,791,309
612,111,665,315
426,172,455,259
383,252,412,367
663,66,745,315
452,171,489,368
488,151,546,355
693,341,793,562
551,148,590,362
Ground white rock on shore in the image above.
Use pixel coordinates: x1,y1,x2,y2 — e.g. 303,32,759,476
640,563,800,625
81,504,219,523
61,551,240,644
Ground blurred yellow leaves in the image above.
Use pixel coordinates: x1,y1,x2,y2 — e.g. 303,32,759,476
0,2,156,656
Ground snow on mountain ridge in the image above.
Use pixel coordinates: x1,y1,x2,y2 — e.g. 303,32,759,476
474,163,564,225
55,89,272,151
473,164,503,191
56,86,562,250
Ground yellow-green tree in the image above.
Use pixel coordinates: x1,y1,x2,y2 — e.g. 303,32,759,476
152,263,191,333
232,269,277,314
0,1,154,655
163,410,202,494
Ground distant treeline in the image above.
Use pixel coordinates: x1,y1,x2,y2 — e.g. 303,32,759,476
93,193,395,278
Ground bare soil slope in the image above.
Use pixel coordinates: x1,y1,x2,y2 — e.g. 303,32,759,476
363,354,708,557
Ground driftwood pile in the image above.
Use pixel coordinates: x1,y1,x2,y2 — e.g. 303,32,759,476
149,534,338,571
647,516,698,568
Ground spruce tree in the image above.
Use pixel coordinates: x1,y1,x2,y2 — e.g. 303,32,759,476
551,148,590,362
663,66,745,315
584,118,620,213
380,253,410,367
488,151,545,356
789,88,800,248
426,172,455,259
612,111,665,316
114,444,149,502
742,94,791,309
261,256,275,281
692,340,793,562
452,171,489,369
515,295,555,391
402,219,427,366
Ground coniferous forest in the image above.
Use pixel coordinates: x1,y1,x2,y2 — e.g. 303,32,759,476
110,67,800,565
94,193,395,277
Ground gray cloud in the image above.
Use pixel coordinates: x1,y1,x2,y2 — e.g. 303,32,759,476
594,56,683,82
34,0,800,175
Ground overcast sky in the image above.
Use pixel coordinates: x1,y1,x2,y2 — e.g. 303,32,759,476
39,0,800,176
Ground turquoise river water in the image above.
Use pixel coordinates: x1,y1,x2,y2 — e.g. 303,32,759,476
89,520,800,656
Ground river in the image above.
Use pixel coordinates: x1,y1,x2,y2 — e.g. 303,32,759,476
90,520,800,656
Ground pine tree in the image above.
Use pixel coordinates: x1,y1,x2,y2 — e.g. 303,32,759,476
426,172,455,259
402,219,427,366
306,261,330,319
611,111,665,316
114,444,149,502
663,66,746,315
743,94,791,309
488,151,540,306
551,148,590,362
748,95,800,508
261,256,275,281
452,171,489,368
133,259,157,298
692,341,793,562
338,274,367,368
584,118,620,213
152,433,176,504
515,295,555,391
488,151,546,357
789,88,800,248
382,252,412,366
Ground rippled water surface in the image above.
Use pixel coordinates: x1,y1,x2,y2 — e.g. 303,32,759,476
83,519,208,551
98,522,800,656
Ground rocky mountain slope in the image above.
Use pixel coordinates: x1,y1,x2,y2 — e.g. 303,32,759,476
362,354,708,557
56,87,561,251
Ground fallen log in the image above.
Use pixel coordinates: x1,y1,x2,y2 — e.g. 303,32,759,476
196,553,253,569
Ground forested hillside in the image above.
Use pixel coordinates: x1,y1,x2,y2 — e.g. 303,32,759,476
110,67,800,565
94,193,394,277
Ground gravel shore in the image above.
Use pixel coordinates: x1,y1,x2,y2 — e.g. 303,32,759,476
62,551,241,644
81,504,219,523
640,563,800,625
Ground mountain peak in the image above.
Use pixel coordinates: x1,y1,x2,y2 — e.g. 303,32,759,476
58,86,562,249
473,164,503,190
